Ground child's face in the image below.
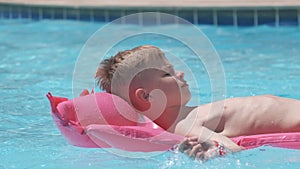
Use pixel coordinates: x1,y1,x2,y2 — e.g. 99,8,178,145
138,56,191,107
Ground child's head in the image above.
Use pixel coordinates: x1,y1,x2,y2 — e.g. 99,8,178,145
95,45,191,120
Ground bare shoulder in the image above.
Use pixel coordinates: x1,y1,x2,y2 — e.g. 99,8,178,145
174,106,201,136
174,104,219,135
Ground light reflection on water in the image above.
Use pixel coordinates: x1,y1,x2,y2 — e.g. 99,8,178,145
0,19,299,169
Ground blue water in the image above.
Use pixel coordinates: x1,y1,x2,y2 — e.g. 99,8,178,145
0,19,300,169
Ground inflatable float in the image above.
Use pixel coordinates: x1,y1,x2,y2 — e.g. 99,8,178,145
46,92,300,152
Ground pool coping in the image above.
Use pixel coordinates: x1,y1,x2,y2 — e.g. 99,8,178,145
1,0,300,9
1,1,300,27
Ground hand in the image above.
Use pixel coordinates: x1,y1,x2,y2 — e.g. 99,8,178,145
178,136,230,161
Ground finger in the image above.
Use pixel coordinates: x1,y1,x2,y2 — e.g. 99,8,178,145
189,144,203,157
189,141,199,147
195,151,205,161
179,138,199,152
200,141,212,151
204,148,219,160
184,149,191,155
178,138,188,152
188,136,198,142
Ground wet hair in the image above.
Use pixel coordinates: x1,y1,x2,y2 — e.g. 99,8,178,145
95,45,160,93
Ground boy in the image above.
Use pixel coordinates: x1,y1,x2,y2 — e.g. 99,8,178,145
94,45,300,160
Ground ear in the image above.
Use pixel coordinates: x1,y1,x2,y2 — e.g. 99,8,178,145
135,88,149,102
131,88,151,112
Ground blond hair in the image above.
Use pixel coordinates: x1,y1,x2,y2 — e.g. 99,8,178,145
95,45,166,101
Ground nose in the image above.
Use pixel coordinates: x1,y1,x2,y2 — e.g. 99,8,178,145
175,71,184,79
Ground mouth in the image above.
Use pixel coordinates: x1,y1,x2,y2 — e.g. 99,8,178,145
177,79,188,87
182,82,188,87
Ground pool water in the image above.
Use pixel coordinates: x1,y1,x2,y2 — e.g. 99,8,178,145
0,19,300,169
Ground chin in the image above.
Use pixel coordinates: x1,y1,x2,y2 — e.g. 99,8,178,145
182,86,191,101
181,92,191,105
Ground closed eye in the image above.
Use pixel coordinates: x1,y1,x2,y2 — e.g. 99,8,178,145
163,73,171,77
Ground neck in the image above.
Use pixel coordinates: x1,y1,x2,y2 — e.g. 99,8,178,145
153,106,194,132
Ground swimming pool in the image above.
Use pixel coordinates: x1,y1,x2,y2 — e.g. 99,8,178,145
1,18,300,169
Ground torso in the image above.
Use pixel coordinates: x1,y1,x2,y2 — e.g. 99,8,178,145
176,95,300,137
